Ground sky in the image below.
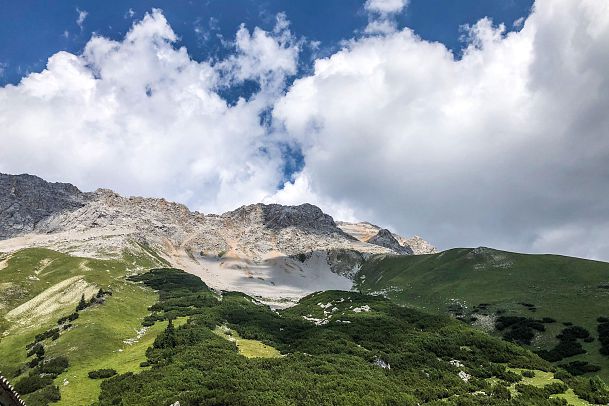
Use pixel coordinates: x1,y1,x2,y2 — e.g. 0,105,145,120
1,0,608,260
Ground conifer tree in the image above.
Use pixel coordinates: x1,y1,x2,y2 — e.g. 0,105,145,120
76,294,87,311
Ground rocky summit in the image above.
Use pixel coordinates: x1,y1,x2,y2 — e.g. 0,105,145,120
0,173,87,239
0,173,435,306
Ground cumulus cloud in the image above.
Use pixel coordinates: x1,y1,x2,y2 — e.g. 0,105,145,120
219,13,299,92
364,0,408,15
2,1,609,260
272,0,609,259
0,9,298,212
364,0,408,34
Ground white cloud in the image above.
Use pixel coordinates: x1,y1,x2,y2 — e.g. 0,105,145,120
2,1,609,261
272,0,609,259
364,0,408,15
76,8,88,29
0,9,298,213
513,16,525,28
364,0,408,35
219,13,299,92
364,19,398,35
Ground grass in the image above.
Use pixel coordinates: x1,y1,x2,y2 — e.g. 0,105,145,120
213,325,281,358
509,368,590,405
357,247,609,380
508,368,560,387
551,389,592,406
0,247,172,405
53,316,187,406
486,368,590,405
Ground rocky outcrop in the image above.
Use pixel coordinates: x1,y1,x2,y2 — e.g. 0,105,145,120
0,173,88,239
399,235,437,255
367,229,413,255
337,221,437,255
223,203,355,238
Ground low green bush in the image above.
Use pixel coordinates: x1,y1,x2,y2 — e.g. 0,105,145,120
88,368,118,379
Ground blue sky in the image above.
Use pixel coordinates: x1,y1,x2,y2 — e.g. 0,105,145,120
0,0,533,86
2,0,608,260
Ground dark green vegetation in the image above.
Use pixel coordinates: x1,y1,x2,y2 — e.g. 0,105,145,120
12,356,68,405
356,247,609,380
598,317,609,356
88,369,117,379
93,267,608,405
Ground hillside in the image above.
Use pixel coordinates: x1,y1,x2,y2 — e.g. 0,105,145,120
356,247,609,380
93,269,606,405
0,248,169,405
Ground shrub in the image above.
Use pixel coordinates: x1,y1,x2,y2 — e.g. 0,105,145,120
496,316,545,345
559,361,601,376
88,369,118,379
14,375,53,395
76,294,88,311
27,343,45,358
522,370,535,378
38,356,69,377
26,384,61,404
34,328,60,343
57,312,79,325
597,317,609,356
537,325,589,362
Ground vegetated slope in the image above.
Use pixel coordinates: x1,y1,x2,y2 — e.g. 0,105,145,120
356,247,609,380
93,268,606,405
0,248,168,405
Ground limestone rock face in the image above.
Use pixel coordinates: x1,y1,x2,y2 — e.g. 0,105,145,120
0,173,88,239
400,235,437,255
337,221,437,255
367,229,414,255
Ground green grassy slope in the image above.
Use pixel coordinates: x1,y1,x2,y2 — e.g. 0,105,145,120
0,248,167,405
356,247,609,380
94,268,608,405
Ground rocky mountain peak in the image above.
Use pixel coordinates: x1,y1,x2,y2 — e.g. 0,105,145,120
367,229,414,255
336,221,437,255
0,173,88,239
222,203,348,235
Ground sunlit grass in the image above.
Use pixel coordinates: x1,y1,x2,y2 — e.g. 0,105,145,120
213,325,281,358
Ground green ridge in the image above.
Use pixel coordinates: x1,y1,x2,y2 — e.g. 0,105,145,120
356,247,609,380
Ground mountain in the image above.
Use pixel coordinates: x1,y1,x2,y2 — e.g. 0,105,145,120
1,173,609,405
356,247,609,380
0,173,434,307
66,268,609,405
